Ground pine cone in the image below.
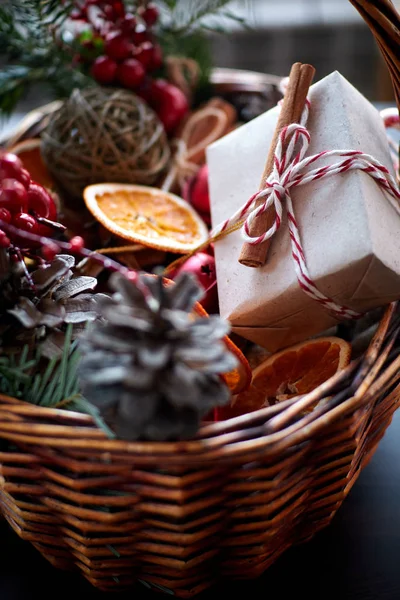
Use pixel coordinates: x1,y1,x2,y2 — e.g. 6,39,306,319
0,249,105,358
78,272,238,441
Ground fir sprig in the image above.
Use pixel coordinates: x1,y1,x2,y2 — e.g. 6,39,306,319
0,323,114,437
155,0,240,33
0,0,93,116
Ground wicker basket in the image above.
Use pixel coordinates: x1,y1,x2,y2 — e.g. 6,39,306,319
0,301,399,597
1,68,400,597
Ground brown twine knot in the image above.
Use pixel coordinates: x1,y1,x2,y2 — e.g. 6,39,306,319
165,56,201,104
41,86,171,198
161,98,238,193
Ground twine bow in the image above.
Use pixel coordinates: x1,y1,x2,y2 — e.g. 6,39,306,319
168,100,400,322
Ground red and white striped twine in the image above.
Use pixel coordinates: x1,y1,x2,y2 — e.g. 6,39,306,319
209,101,400,321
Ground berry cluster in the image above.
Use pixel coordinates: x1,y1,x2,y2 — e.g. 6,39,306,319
0,153,57,249
0,151,138,281
70,1,189,133
88,2,162,90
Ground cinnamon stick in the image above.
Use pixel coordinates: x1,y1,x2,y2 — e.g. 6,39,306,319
239,62,315,268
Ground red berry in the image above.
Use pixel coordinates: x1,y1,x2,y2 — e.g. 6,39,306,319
102,5,114,20
0,153,24,182
134,42,153,69
146,79,189,134
0,179,28,213
112,1,125,18
91,55,118,84
0,230,10,249
135,41,162,71
42,241,60,262
18,168,31,190
148,43,163,71
68,235,85,253
126,270,138,283
120,13,137,34
116,58,145,89
27,183,57,220
133,25,149,45
12,212,39,235
140,4,159,27
0,207,11,223
70,8,85,20
105,31,133,60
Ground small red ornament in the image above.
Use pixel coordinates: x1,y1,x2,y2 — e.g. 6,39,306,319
126,270,139,283
171,252,218,313
42,241,61,262
116,58,146,89
134,41,154,69
133,24,149,45
140,4,159,27
147,43,163,71
0,230,10,249
184,164,211,225
18,168,31,190
0,208,11,223
102,5,114,20
0,153,24,182
105,31,133,61
12,212,39,235
69,236,85,253
112,1,125,18
145,79,189,134
70,8,87,20
27,183,57,220
0,179,28,213
91,55,118,84
121,13,137,34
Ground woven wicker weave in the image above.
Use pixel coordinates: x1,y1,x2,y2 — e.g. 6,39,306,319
0,302,399,597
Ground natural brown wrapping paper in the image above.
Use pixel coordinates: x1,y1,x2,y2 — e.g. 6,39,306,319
207,71,400,352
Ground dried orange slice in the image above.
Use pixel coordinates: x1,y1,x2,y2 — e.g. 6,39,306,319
218,336,352,419
83,183,209,254
8,138,56,190
183,287,251,396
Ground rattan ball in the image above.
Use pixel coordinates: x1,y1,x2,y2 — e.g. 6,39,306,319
40,86,171,198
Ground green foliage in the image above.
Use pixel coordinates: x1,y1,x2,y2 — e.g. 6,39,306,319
0,0,247,117
0,0,93,116
0,323,114,438
154,0,243,33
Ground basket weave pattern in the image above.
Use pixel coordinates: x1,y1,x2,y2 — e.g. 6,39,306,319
0,303,400,597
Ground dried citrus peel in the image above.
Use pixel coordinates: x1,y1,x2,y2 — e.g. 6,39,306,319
218,336,352,419
83,183,209,254
192,296,252,396
8,138,56,190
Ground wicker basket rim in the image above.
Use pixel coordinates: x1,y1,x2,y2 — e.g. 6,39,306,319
1,337,398,462
0,301,398,460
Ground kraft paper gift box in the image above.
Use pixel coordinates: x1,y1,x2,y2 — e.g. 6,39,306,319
206,71,400,353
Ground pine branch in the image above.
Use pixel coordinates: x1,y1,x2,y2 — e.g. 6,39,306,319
0,0,89,116
0,325,113,437
156,0,246,34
